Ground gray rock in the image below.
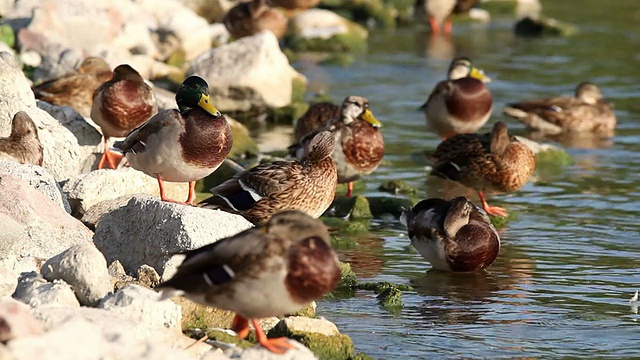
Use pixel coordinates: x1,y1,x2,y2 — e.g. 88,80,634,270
12,272,80,308
155,86,178,112
93,195,253,276
0,176,93,275
222,341,317,360
0,51,93,180
36,100,102,152
41,242,112,307
188,31,299,112
273,316,339,336
107,260,131,282
99,284,181,330
62,168,189,218
0,296,44,342
80,195,132,230
0,266,18,297
0,161,71,213
287,9,368,53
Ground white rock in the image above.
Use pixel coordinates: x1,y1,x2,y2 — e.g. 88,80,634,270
80,195,132,230
0,296,44,342
99,284,181,329
41,242,112,307
222,340,317,360
12,272,80,308
0,266,18,296
62,168,189,218
0,52,93,179
188,31,299,112
29,47,85,85
290,9,350,39
93,195,253,276
0,161,70,213
0,176,94,275
273,316,340,336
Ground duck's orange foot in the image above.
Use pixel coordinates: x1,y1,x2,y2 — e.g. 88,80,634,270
257,336,296,354
231,315,250,339
345,182,353,198
98,150,124,170
483,205,508,217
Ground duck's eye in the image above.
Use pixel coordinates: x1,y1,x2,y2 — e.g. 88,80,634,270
204,99,209,103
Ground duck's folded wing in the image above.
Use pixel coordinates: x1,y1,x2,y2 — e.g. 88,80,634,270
113,109,179,153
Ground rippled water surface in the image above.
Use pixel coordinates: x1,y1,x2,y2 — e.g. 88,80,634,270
277,1,640,357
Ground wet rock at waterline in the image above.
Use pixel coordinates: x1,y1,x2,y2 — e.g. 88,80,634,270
93,195,253,277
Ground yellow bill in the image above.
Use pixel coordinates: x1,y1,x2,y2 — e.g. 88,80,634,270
361,109,382,128
469,67,491,83
199,94,222,117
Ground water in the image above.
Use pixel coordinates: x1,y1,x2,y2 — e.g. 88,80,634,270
279,1,640,357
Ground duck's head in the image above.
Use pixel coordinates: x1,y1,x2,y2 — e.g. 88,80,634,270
304,131,336,163
340,96,382,128
111,64,145,82
78,57,111,78
448,57,491,83
11,111,39,140
575,82,603,105
176,76,222,117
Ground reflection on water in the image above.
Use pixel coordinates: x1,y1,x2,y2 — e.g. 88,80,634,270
286,0,640,358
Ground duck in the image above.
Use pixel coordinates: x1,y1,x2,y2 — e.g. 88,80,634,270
293,96,384,198
429,121,535,217
0,111,43,166
401,197,500,272
156,210,340,354
421,57,492,140
293,101,340,142
223,0,288,40
91,64,158,170
269,0,320,11
453,0,477,14
415,0,457,34
200,131,337,225
502,82,616,136
32,57,112,118
114,75,232,205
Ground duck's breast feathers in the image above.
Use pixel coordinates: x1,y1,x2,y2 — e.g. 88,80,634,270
179,108,232,168
444,220,500,272
445,77,493,120
286,235,340,303
340,120,384,172
113,109,181,153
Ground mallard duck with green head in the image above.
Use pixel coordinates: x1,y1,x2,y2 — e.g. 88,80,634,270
91,64,157,169
421,57,492,140
33,56,112,118
114,76,232,205
200,131,337,225
429,121,535,217
0,111,43,166
157,210,340,354
503,82,616,136
401,196,500,272
293,96,384,198
223,0,288,40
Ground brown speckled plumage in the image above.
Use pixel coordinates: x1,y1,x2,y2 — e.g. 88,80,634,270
180,109,233,168
0,111,43,166
269,0,320,10
422,57,492,138
503,82,616,136
223,0,288,40
430,121,535,194
91,64,157,138
402,197,500,272
294,102,340,141
156,210,339,354
200,131,337,225
296,96,384,185
32,57,112,118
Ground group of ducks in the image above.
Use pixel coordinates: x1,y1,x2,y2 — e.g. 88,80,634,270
0,52,616,353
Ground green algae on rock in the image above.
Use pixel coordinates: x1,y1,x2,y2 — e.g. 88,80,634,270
336,261,359,291
331,195,373,219
367,196,413,218
285,9,368,53
320,0,396,28
378,180,417,196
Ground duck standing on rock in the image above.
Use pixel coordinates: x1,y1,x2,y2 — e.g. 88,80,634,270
421,57,492,140
223,0,288,40
32,56,112,118
200,131,337,225
0,111,43,166
429,121,535,217
114,76,232,205
502,82,616,136
156,210,340,354
401,197,500,272
415,0,457,34
293,96,384,198
91,64,158,170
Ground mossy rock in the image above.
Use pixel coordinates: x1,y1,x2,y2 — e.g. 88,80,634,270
514,16,578,37
292,74,308,103
268,101,310,126
228,117,259,159
320,0,396,29
331,195,372,219
291,302,317,318
285,9,369,53
383,0,414,25
336,261,359,291
367,196,413,218
191,329,254,349
0,24,15,48
173,297,237,331
357,281,412,311
335,181,365,196
323,217,371,237
378,180,417,196
268,327,357,360
489,210,517,230
535,147,573,167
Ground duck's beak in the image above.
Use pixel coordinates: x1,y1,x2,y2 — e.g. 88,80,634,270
199,94,222,117
361,109,382,128
469,67,491,83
